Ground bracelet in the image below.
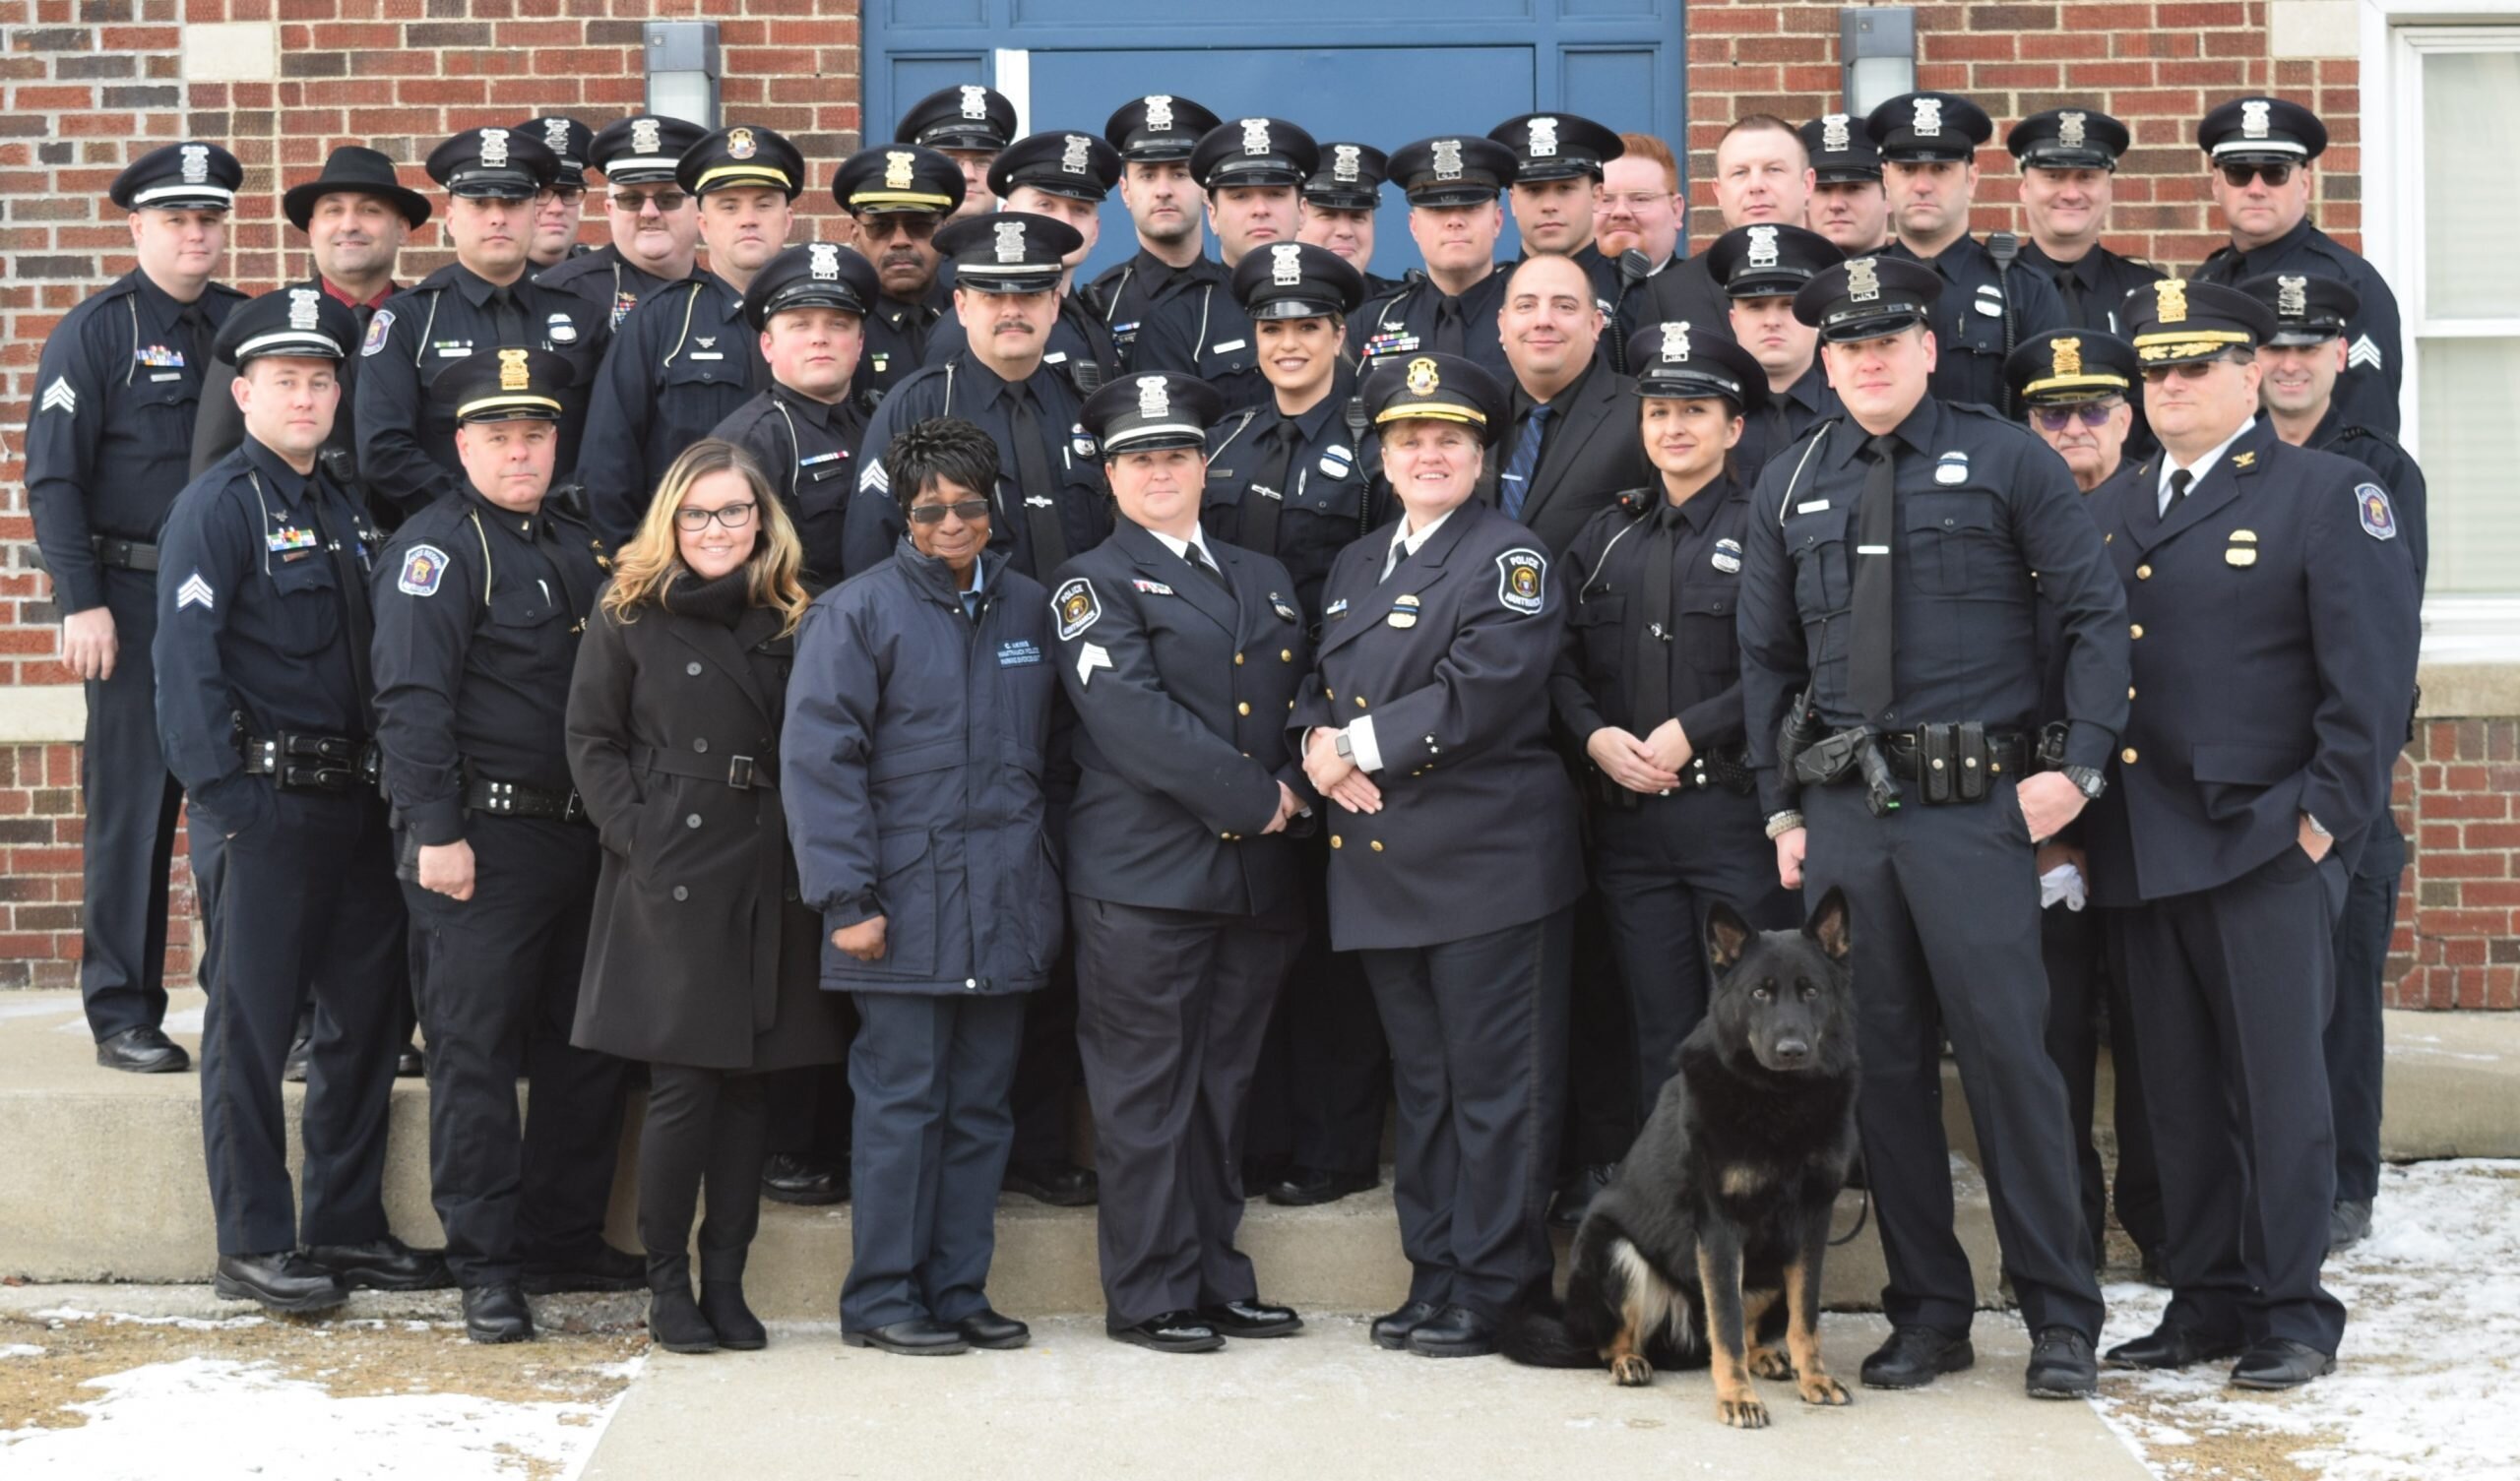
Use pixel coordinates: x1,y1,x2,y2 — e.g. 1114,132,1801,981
1764,810,1805,840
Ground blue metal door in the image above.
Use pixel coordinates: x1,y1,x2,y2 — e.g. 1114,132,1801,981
863,0,1686,280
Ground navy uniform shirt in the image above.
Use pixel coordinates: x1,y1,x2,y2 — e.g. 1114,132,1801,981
192,279,386,479
370,483,605,845
353,264,610,522
838,353,1112,582
1735,400,2132,816
2019,240,2162,339
535,243,679,332
26,271,247,612
1552,480,1756,764
861,292,943,401
1883,234,2070,413
710,381,871,584
579,270,765,545
1351,267,1513,384
152,438,378,837
922,289,1121,405
1131,277,1270,410
2307,402,2428,591
1733,358,1843,485
1086,247,1229,370
1200,365,1389,624
2196,217,2404,435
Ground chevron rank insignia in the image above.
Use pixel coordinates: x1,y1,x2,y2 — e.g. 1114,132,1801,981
175,572,214,610
38,376,75,415
2347,334,2385,371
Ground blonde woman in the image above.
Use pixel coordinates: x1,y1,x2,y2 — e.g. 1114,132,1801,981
566,438,848,1354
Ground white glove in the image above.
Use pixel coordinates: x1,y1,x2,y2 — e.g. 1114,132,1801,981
2040,863,2087,912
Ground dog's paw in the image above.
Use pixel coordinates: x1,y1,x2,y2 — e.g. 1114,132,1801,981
1716,1395,1771,1429
1608,1353,1654,1388
1748,1346,1795,1381
1798,1373,1852,1407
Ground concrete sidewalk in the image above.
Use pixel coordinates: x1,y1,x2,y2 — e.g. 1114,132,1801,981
580,1313,2153,1481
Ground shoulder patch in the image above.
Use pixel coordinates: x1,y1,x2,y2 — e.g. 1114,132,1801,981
1052,577,1102,640
1495,546,1546,615
397,542,451,596
361,308,395,357
2356,483,2398,541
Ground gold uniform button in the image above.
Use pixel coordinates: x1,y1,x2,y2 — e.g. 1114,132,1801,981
1280,648,1292,662
1234,652,1245,665
1370,840,1384,852
2129,623,2144,640
1237,702,1251,715
2128,686,2137,700
1330,835,1343,849
2121,747,2140,765
2135,564,2152,580
1355,696,1367,709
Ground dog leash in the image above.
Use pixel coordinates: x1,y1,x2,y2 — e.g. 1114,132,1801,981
1828,1187,1872,1248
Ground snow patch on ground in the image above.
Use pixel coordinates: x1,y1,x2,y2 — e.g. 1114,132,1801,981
0,1346,42,1360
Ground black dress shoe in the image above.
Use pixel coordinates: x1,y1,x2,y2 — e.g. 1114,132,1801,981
522,1242,644,1294
952,1308,1031,1349
2025,1327,2099,1398
1200,1298,1302,1337
2328,1198,2373,1253
303,1234,453,1291
96,1026,189,1074
2230,1337,2335,1390
2137,1248,2171,1288
213,1252,347,1313
1859,1326,1974,1389
1267,1167,1379,1207
1546,1163,1614,1229
2105,1320,2244,1371
395,1042,425,1079
845,1319,971,1355
761,1152,849,1205
281,1032,312,1083
1002,1159,1099,1207
1107,1312,1224,1353
1370,1300,1441,1351
463,1283,535,1343
1406,1304,1500,1358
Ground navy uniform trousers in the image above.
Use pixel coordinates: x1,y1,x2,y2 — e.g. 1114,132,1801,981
83,568,186,1038
1241,838,1388,1181
2328,813,2403,1207
2039,899,2164,1263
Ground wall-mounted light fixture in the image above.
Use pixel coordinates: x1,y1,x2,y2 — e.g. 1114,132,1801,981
1841,7,1918,118
645,21,722,130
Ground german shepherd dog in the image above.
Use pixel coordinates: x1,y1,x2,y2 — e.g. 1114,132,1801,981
1503,889,1860,1428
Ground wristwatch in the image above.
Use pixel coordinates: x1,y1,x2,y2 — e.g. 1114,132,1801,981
1334,730,1354,762
2060,765,2108,801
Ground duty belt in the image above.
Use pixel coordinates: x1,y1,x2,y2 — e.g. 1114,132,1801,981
633,746,778,791
461,770,589,823
238,729,379,793
1877,724,2027,806
93,535,159,572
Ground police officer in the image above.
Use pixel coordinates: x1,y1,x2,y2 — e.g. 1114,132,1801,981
2084,279,2420,1388
1708,222,1847,476
1490,252,1650,558
371,348,638,1343
1091,93,1229,366
2193,96,2402,436
1490,111,1624,265
895,83,1018,222
28,141,246,1073
154,287,447,1311
841,213,1113,584
1297,142,1401,300
1202,242,1389,1206
712,243,881,583
1605,116,1803,371
2008,109,2163,339
536,114,707,328
1801,112,1892,255
1134,117,1320,411
1292,352,1583,1358
1736,256,2126,1398
1354,136,1520,384
1552,323,1801,1123
1868,92,2069,415
1052,371,1315,1353
519,116,596,272
2236,269,2427,1253
831,143,967,401
581,124,802,544
356,126,609,524
923,131,1124,398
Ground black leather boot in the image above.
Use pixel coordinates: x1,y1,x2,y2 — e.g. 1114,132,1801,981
647,1255,718,1355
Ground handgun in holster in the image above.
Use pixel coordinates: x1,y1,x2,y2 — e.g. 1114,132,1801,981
1795,727,1904,818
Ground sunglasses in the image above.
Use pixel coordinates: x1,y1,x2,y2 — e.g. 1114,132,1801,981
610,189,689,215
2031,402,2123,430
2139,357,2247,384
907,498,992,525
545,186,586,206
857,215,939,241
2219,162,2295,189
673,501,755,531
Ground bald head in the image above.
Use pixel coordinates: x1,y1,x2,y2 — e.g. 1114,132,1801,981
1500,251,1603,400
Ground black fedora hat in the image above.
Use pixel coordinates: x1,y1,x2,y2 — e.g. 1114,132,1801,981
283,145,430,232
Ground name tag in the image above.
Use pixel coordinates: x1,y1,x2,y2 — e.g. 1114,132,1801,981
1131,579,1176,596
1796,499,1831,515
689,350,724,361
997,640,1041,667
150,372,182,383
1043,351,1069,365
1210,339,1246,354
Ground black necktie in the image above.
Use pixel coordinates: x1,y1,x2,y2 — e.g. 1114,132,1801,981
1185,543,1229,591
1242,417,1300,559
2168,466,2193,510
2054,266,2086,327
303,482,377,729
488,285,529,345
1003,385,1069,579
1631,500,1686,738
178,305,214,386
1434,293,1468,356
1848,434,1900,722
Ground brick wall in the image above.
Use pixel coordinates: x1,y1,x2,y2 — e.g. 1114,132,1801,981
2400,724,2520,1010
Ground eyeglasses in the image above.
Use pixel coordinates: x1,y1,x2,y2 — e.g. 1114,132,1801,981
857,215,939,241
546,186,586,206
906,498,991,525
673,501,756,531
610,189,689,215
2219,162,2294,189
2031,402,2123,430
2138,357,2245,384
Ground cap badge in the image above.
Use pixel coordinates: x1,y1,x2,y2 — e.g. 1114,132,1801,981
1240,117,1272,156
287,286,321,331
2277,275,2308,320
2050,337,2083,378
1660,322,1691,363
993,218,1026,264
1431,139,1464,181
1333,144,1362,183
1136,375,1169,418
497,347,531,392
808,242,841,280
2241,99,2271,139
1270,242,1303,287
1529,116,1559,158
179,144,210,184
1847,257,1882,304
884,150,916,190
2058,111,2088,151
478,127,509,168
959,86,990,121
1822,114,1852,153
1145,95,1175,133
1913,97,1943,137
632,118,662,155
2154,278,2189,326
1405,356,1440,397
1061,134,1092,174
1746,224,1779,270
726,127,757,160
543,118,573,154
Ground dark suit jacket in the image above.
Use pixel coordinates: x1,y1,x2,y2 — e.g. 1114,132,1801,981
1482,359,1650,558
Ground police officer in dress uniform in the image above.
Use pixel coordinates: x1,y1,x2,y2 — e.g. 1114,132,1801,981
1091,94,1229,367
1867,92,2069,416
1292,353,1584,1359
536,115,707,329
2008,109,2163,339
1353,137,1521,385
1708,222,1847,477
1052,371,1316,1353
712,243,881,584
1298,142,1400,300
154,288,450,1312
356,127,609,524
895,84,1018,223
371,348,640,1343
922,131,1124,399
581,124,803,544
27,141,246,1073
1203,242,1391,1206
1551,324,1801,1121
2192,96,2403,436
831,144,967,402
2236,270,2428,1253
2001,326,2169,1278
1736,255,2125,1399
520,116,596,273
1132,118,1320,412
1801,112,1893,256
2083,280,2420,1389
